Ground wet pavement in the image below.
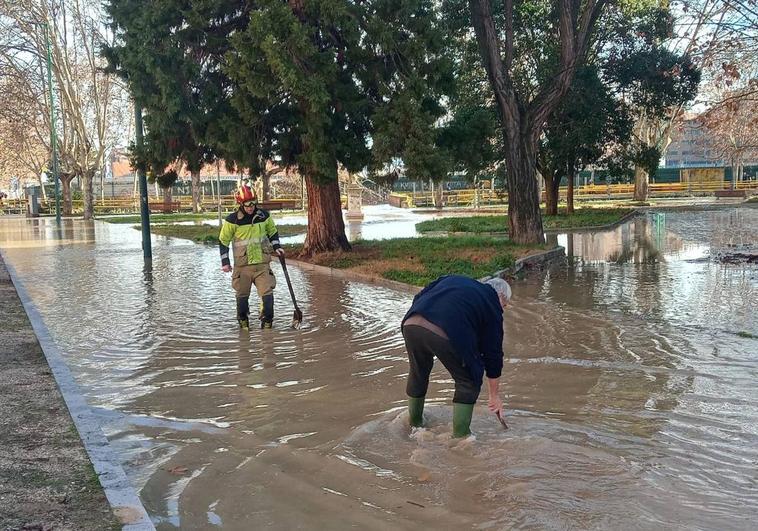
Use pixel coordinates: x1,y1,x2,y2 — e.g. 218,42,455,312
0,206,756,529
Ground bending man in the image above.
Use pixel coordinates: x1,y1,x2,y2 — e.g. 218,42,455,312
401,275,511,437
219,182,284,329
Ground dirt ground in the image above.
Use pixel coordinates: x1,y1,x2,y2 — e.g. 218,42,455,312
0,255,118,530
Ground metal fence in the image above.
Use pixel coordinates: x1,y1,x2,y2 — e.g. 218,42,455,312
389,180,758,208
4,180,756,216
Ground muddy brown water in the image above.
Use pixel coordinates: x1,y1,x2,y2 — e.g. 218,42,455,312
0,207,756,529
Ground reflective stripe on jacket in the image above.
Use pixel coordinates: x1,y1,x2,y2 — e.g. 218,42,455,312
219,208,281,266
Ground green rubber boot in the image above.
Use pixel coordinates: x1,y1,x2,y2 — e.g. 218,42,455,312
452,402,475,438
408,397,425,428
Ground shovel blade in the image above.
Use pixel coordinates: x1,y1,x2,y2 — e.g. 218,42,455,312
291,308,303,329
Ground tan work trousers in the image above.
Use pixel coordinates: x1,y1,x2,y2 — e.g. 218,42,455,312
232,262,276,298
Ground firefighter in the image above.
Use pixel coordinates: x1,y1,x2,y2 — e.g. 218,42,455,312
219,182,284,329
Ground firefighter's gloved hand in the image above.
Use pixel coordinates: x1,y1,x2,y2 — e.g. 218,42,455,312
275,248,285,257
222,264,232,273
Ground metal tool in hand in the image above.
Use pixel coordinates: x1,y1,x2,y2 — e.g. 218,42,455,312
278,254,303,329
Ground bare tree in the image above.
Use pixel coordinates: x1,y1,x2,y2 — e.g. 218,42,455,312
631,0,758,200
0,77,48,195
697,83,758,187
0,0,128,218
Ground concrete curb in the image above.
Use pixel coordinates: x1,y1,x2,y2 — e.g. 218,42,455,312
286,245,566,294
480,246,566,281
640,201,757,212
419,209,643,238
0,248,155,531
284,257,422,294
543,209,641,233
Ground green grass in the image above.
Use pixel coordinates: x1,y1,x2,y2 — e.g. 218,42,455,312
143,223,307,243
287,236,540,286
415,208,633,233
416,216,508,233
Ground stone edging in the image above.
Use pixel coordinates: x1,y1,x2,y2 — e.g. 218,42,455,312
285,245,567,294
480,245,566,281
543,208,641,233
284,258,422,294
419,209,642,238
0,248,155,531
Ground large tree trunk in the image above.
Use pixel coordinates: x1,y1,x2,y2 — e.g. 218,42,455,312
433,182,444,209
505,138,545,244
567,169,576,214
262,172,271,201
60,173,75,216
83,168,95,220
191,170,201,213
38,173,47,201
633,166,649,201
163,186,173,213
302,173,350,255
544,170,560,216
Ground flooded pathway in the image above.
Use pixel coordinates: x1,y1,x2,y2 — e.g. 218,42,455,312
0,207,756,529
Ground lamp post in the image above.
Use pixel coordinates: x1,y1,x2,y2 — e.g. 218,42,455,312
216,160,222,227
134,103,152,262
42,22,61,224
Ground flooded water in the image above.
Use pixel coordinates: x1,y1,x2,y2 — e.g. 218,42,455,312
1,206,756,530
194,204,489,243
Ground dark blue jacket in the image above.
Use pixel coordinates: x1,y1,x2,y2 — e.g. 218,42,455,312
403,275,504,384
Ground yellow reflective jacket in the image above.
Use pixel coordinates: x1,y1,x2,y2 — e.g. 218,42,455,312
219,208,281,266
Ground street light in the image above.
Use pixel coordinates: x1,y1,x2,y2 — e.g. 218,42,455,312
133,102,152,263
41,22,61,224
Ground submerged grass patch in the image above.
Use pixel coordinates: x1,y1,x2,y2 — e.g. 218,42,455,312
143,223,307,243
415,208,633,233
287,236,541,286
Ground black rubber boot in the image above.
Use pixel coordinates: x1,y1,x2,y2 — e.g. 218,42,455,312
259,294,274,328
237,297,249,329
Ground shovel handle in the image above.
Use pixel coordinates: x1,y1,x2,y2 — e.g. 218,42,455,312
278,254,300,311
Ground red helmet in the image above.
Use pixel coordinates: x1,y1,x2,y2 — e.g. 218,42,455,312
235,183,257,204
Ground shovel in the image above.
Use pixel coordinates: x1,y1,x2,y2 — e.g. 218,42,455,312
278,254,303,329
495,410,509,430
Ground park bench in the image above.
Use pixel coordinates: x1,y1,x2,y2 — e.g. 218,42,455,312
714,189,747,199
149,201,181,213
258,199,300,210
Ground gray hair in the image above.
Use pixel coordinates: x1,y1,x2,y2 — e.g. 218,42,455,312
484,277,512,301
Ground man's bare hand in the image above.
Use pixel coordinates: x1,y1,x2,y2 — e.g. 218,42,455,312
488,395,504,416
221,264,232,273
276,248,285,257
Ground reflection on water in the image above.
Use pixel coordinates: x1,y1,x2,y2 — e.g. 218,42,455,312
1,208,756,530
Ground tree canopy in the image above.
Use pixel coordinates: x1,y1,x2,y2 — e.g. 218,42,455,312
106,0,454,253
